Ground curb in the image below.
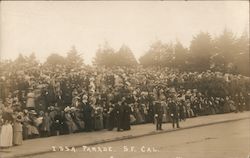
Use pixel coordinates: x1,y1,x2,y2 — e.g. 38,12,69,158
4,116,250,158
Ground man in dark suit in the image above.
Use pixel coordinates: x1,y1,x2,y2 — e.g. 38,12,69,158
169,98,180,128
122,99,132,131
107,103,115,131
82,96,93,132
113,97,124,132
153,101,163,130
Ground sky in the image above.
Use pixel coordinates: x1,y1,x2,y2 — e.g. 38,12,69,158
0,1,249,65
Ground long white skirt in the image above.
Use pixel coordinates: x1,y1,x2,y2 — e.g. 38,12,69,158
0,124,13,147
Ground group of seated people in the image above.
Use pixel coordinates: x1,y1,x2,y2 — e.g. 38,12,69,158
0,62,249,148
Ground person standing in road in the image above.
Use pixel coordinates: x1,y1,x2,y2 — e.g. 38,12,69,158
169,98,180,128
153,101,163,130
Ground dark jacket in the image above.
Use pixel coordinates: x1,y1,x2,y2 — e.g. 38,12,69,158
153,102,163,118
169,101,179,118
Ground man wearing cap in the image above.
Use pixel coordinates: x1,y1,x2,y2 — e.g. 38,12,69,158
153,101,163,130
169,98,180,128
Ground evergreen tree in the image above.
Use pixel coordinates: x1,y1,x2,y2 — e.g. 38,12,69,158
139,40,173,67
189,32,214,71
93,42,116,67
46,53,65,66
15,53,27,64
174,41,188,70
233,30,250,75
65,46,84,69
116,44,138,66
214,28,237,68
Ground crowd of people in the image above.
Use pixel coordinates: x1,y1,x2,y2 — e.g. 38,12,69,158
0,60,249,148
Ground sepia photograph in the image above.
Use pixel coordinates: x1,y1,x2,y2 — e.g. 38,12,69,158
0,1,249,158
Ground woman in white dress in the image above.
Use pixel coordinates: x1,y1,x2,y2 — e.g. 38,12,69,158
0,119,13,148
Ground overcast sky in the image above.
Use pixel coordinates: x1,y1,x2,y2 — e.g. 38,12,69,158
0,1,249,64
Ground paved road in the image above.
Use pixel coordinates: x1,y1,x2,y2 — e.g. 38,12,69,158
24,119,250,158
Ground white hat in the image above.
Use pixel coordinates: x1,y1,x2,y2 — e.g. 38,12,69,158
64,106,71,112
29,110,37,115
70,107,76,111
82,95,88,100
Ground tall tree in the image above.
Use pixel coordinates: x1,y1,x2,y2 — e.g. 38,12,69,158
29,52,36,61
46,53,65,66
65,46,84,69
214,28,237,69
233,30,250,76
139,40,173,67
189,32,214,71
93,42,117,67
15,53,26,64
28,52,38,66
173,40,188,70
116,44,138,66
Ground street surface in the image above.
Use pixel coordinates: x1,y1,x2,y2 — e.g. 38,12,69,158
24,119,250,158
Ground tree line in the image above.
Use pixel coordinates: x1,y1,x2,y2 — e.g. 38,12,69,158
11,29,249,76
139,29,249,75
